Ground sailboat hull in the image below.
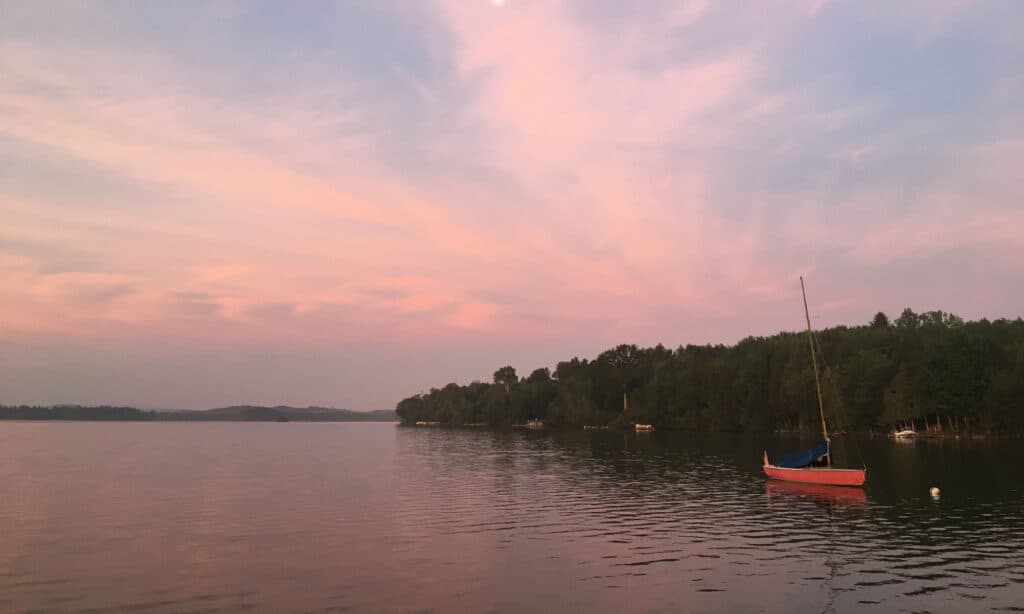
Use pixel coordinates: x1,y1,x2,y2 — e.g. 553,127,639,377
763,464,866,487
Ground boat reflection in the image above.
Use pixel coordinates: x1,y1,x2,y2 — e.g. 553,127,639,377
765,479,868,509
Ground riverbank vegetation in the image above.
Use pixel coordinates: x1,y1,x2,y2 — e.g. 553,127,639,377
396,310,1024,434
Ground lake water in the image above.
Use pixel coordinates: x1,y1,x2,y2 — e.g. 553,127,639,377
1,423,1023,613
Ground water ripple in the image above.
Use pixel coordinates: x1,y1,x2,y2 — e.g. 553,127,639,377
1,424,1022,612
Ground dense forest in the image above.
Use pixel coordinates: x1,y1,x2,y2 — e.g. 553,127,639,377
396,309,1024,433
0,405,397,422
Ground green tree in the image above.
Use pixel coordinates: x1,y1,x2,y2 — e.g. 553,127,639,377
881,367,918,428
493,366,518,392
526,367,552,383
896,308,919,329
547,379,596,427
983,342,1024,430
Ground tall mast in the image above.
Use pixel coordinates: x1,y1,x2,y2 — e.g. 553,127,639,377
800,276,830,451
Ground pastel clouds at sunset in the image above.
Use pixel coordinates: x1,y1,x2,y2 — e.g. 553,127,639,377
1,1,1021,409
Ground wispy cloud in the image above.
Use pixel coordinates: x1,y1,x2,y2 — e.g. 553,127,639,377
0,0,1021,408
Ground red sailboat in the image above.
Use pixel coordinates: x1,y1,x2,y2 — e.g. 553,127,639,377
763,277,866,488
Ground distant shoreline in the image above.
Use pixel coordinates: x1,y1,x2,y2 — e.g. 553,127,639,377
0,405,397,423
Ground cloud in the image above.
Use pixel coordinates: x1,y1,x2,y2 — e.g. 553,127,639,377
0,1,1021,408
244,302,297,320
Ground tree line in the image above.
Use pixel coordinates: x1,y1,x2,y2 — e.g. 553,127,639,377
396,309,1024,433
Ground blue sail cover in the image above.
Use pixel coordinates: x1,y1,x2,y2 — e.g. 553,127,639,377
777,441,829,468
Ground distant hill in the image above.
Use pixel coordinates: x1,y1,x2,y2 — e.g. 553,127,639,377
0,404,397,422
166,406,398,422
0,405,154,421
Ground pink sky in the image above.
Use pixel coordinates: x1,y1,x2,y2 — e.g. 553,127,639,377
1,1,1022,409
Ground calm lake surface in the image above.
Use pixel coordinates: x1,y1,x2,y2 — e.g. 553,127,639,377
2,423,1023,613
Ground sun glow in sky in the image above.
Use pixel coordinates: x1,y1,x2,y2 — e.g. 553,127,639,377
1,1,1022,409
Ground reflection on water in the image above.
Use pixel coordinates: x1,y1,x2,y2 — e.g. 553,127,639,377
765,479,869,508
0,423,1022,612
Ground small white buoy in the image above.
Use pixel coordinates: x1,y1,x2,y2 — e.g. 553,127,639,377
930,486,940,497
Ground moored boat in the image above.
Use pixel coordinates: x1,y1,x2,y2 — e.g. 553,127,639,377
762,277,866,488
763,460,866,487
